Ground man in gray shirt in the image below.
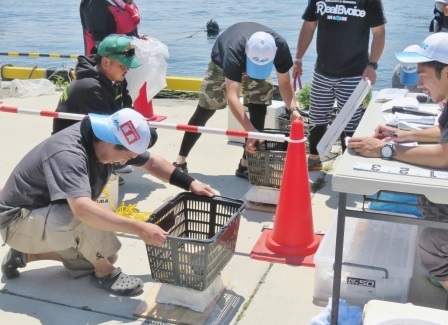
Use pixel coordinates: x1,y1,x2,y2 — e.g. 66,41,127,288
0,108,215,296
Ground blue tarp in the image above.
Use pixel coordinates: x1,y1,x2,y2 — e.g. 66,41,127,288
368,191,423,218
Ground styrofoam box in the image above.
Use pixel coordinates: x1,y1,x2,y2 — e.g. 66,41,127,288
227,99,286,143
363,300,448,325
313,212,418,306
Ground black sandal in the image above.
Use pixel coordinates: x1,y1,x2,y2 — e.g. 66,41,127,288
235,162,249,180
1,248,27,279
92,267,143,296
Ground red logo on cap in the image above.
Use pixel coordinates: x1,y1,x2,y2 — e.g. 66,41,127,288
120,120,141,145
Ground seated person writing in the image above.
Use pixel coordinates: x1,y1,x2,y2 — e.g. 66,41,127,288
347,33,448,292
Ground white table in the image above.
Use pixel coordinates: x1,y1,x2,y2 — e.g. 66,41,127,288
330,97,448,324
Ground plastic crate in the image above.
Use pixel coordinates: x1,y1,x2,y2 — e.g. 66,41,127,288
277,109,310,134
246,129,289,188
146,192,246,291
313,213,417,306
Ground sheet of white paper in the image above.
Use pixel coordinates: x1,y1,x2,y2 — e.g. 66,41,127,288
317,78,372,157
400,142,419,147
395,113,436,125
375,88,409,102
383,114,436,130
381,97,419,112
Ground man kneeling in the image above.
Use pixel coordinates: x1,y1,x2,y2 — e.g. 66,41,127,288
0,108,216,296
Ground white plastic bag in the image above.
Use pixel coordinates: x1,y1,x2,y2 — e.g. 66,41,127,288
10,78,56,97
126,37,169,102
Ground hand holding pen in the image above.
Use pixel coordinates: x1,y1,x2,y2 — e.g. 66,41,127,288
374,125,399,140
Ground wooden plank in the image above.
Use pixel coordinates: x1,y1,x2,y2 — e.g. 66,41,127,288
134,278,229,325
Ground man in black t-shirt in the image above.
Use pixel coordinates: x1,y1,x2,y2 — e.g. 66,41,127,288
294,0,386,171
173,22,302,179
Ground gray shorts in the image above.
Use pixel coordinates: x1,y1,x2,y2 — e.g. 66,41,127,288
417,227,448,281
198,61,274,110
416,195,448,280
1,203,121,278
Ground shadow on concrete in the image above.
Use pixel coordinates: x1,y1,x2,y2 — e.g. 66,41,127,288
206,290,244,325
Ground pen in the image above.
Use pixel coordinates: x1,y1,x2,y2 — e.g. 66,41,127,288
391,106,437,116
379,130,398,137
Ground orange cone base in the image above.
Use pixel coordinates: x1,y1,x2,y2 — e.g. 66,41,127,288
147,114,167,122
250,229,323,266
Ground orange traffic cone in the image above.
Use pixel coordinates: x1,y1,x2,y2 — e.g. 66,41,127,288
250,120,323,266
133,82,166,122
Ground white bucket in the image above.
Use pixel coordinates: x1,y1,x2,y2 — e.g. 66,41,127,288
96,174,119,210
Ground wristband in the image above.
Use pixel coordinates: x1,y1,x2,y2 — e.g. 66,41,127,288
294,58,302,64
288,107,301,115
169,167,195,191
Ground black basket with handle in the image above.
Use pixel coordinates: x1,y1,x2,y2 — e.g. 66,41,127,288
146,192,246,291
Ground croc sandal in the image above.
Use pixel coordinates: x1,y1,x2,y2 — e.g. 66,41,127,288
173,162,188,173
307,158,322,171
92,267,144,296
235,162,249,180
1,248,27,279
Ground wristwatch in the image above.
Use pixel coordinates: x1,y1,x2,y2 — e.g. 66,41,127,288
367,62,378,70
381,142,396,160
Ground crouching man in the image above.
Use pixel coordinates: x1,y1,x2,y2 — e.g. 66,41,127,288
0,108,216,296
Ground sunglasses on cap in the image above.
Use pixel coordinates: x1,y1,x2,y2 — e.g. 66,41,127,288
110,48,135,58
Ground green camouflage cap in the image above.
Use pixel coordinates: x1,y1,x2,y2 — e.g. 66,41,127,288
97,35,141,69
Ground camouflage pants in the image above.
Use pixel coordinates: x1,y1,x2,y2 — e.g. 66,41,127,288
198,61,274,110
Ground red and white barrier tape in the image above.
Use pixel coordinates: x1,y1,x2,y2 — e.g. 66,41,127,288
0,105,294,143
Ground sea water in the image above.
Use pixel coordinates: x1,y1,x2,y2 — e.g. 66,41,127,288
0,0,434,90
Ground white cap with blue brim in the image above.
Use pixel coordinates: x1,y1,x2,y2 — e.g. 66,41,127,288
89,108,151,155
395,33,448,65
246,32,277,80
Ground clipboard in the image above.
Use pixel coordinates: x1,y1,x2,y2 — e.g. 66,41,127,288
317,78,372,157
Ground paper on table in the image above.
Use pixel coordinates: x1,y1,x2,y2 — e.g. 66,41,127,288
400,142,418,147
383,113,437,129
381,97,419,112
395,113,436,125
375,88,409,103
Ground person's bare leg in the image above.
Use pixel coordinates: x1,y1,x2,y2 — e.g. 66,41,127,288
440,280,448,293
26,252,62,262
92,258,115,278
175,155,187,165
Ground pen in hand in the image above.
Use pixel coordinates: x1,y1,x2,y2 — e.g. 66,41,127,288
378,130,398,138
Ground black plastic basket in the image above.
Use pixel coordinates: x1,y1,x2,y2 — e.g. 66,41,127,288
277,109,310,134
146,192,246,291
246,129,289,188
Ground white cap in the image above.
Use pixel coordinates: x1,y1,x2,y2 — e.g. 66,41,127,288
395,33,448,65
435,0,447,12
397,45,421,72
245,32,277,80
89,108,151,155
